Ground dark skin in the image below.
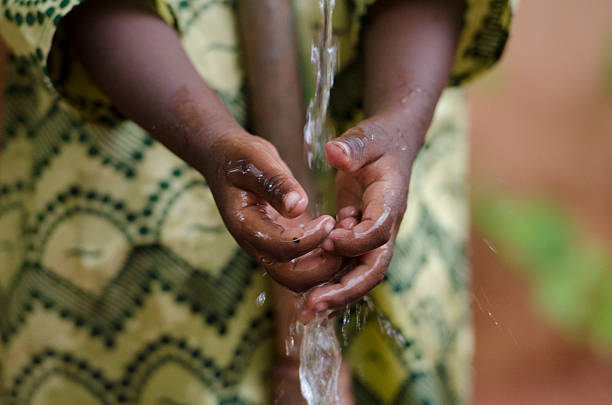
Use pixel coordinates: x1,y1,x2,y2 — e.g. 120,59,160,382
301,0,465,320
61,0,342,293
61,0,464,402
274,2,465,401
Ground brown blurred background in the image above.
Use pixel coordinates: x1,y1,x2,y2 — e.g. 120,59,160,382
469,0,612,404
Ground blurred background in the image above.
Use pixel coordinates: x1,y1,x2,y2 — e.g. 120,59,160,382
468,0,612,404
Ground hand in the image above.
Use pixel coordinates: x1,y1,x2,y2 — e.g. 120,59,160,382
204,132,344,292
300,110,424,319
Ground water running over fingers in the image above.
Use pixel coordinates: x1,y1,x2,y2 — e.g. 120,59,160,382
299,1,342,404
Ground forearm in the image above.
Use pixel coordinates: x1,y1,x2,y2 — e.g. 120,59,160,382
61,0,242,176
363,0,464,136
237,0,312,189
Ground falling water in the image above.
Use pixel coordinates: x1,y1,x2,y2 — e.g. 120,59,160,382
298,1,414,402
299,312,342,405
303,0,337,216
299,1,342,404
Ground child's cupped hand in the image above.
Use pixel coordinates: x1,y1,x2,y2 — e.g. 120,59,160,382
299,110,422,321
204,131,347,292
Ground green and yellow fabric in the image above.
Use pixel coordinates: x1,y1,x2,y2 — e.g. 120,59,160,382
0,0,511,404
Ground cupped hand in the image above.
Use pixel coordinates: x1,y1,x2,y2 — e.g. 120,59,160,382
300,110,425,319
204,132,344,292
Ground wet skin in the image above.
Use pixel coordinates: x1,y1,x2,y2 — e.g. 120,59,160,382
63,0,465,315
61,0,345,292
62,1,465,402
206,132,343,291
300,0,466,320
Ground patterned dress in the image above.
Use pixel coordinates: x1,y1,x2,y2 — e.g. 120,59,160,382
0,0,511,404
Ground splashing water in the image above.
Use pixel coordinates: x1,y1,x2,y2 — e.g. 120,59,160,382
255,291,266,307
299,313,342,405
296,295,410,404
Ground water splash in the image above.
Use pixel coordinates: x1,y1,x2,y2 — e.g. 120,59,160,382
341,307,351,346
255,291,267,307
299,313,342,405
296,295,411,404
341,296,408,349
286,316,298,357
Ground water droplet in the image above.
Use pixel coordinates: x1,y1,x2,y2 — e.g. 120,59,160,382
486,311,502,327
285,335,295,356
255,291,266,307
411,87,423,96
483,238,498,254
355,303,363,330
341,307,351,346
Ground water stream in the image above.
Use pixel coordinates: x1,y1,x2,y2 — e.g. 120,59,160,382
303,0,337,216
296,1,419,402
299,312,342,405
299,1,342,404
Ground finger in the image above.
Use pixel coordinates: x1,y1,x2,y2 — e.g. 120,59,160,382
324,215,358,252
322,175,362,252
329,179,400,257
265,248,345,293
338,217,358,230
336,171,363,210
321,207,359,252
239,204,336,262
305,241,394,313
337,205,360,222
325,121,389,172
225,157,308,218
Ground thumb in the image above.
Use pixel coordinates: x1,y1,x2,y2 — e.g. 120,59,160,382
225,155,308,218
325,123,386,172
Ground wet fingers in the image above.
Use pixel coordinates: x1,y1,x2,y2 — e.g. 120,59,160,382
239,207,336,263
302,241,393,315
225,157,308,218
265,248,345,293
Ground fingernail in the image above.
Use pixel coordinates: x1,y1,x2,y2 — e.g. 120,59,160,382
322,238,334,251
331,141,350,158
284,191,302,213
324,221,334,233
315,302,328,312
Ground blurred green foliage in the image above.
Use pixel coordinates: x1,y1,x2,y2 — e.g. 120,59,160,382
473,191,612,351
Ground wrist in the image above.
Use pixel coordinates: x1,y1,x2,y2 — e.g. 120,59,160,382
364,105,430,158
151,83,245,179
197,130,250,183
